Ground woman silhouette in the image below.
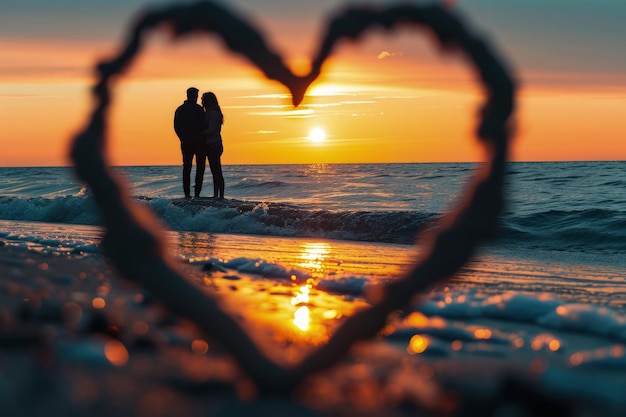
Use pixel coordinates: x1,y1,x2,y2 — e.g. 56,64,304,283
201,92,225,199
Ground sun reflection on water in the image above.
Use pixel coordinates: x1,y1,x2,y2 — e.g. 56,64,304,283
290,242,332,332
293,306,311,331
205,238,371,356
298,242,330,279
292,284,312,331
292,284,311,306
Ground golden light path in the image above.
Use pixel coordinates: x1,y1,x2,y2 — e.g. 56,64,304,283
196,236,408,361
293,305,311,331
291,242,330,331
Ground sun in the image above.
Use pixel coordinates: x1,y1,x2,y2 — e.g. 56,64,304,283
308,127,326,143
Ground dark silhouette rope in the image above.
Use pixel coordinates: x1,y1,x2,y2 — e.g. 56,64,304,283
70,1,515,397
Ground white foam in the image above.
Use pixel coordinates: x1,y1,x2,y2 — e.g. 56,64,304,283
221,257,306,280
412,289,626,343
316,276,370,295
483,292,562,321
538,303,626,339
419,299,483,318
146,198,296,237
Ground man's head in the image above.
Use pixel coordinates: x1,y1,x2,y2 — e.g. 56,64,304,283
186,87,199,101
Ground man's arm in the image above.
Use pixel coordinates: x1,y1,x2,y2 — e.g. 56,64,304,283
196,106,207,132
173,107,183,140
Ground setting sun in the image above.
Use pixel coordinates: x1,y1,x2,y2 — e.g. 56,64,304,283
308,127,326,144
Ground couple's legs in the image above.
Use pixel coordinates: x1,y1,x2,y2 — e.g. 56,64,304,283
207,144,224,198
194,145,206,197
181,141,206,198
181,142,194,197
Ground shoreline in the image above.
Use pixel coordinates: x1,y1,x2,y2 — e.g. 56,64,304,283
3,217,625,271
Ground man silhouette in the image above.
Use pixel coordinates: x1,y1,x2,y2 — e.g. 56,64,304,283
174,87,206,199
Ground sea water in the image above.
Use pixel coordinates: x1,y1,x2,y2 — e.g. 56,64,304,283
2,161,625,314
2,162,626,403
0,162,624,265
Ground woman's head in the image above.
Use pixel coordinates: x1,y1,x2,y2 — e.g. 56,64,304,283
201,92,219,109
201,91,223,124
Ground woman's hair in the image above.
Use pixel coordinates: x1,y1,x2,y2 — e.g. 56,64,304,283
201,92,223,124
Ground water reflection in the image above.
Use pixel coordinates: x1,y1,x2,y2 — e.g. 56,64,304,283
297,242,330,279
171,231,219,260
303,163,331,179
291,284,311,306
291,242,331,332
292,283,312,331
293,306,311,331
201,238,371,360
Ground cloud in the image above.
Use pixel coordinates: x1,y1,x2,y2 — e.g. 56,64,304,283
234,94,292,100
248,109,314,118
377,51,403,60
0,66,88,79
0,94,59,99
224,104,290,110
247,130,279,135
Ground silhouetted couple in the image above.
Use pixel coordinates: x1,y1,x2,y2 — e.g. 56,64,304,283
173,87,225,199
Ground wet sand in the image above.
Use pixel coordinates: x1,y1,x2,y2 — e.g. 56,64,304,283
2,236,626,417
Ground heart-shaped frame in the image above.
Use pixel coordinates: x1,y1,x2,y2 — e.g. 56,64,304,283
70,1,515,396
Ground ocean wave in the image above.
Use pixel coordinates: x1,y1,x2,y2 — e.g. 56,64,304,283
0,196,101,225
499,208,626,253
230,178,289,190
146,197,436,244
1,195,624,251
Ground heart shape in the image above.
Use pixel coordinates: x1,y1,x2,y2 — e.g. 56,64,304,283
70,1,515,396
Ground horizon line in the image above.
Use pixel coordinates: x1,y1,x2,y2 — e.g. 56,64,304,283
1,160,624,169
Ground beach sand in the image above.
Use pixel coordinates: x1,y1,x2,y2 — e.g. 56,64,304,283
2,234,626,417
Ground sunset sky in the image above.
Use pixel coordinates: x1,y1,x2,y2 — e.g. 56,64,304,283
1,0,624,166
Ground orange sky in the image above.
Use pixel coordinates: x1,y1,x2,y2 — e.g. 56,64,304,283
1,3,625,166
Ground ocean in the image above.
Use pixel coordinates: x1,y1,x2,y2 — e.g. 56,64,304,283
0,162,624,264
2,161,626,408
